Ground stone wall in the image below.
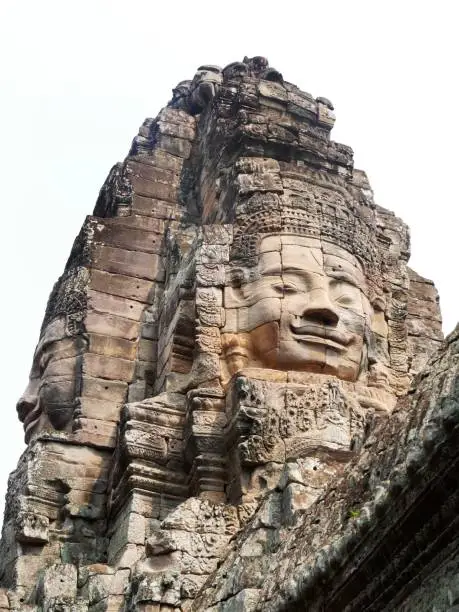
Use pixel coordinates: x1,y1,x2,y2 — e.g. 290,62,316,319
0,57,448,611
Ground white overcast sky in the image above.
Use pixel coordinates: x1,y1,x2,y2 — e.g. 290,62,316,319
0,0,457,524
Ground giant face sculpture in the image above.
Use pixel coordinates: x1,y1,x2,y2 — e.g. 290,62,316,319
16,316,87,443
224,235,373,383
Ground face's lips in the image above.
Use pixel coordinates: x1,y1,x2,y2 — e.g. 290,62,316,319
290,323,353,351
23,403,43,443
23,402,42,432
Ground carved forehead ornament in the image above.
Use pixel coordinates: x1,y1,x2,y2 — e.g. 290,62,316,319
231,191,381,274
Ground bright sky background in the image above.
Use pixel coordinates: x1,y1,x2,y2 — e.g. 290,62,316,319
0,0,457,525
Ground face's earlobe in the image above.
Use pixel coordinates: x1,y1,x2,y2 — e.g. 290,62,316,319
250,322,280,364
364,324,376,366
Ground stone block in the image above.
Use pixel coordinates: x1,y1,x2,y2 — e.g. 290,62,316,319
282,482,311,522
88,290,145,321
108,510,146,562
87,573,113,605
134,359,157,383
40,563,77,602
196,287,224,327
92,245,164,281
131,195,180,219
90,270,155,303
85,312,141,340
196,244,230,264
141,322,158,340
407,296,442,321
237,173,283,195
157,134,192,158
78,563,115,588
64,482,107,505
202,224,233,245
268,122,298,144
158,107,196,126
236,157,280,174
80,376,128,403
259,79,287,100
158,120,195,141
15,511,49,544
128,380,148,402
140,148,184,172
92,595,125,611
115,213,166,233
221,589,260,611
95,223,163,254
88,333,137,360
82,354,135,382
131,175,177,203
73,418,118,447
110,570,130,595
196,264,226,286
128,491,162,519
128,159,179,185
108,542,144,569
196,327,221,353
138,339,158,362
317,100,336,127
287,89,316,113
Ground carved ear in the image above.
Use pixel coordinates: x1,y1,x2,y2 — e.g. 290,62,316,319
356,323,374,381
228,267,245,288
364,323,393,390
228,265,260,288
364,324,377,367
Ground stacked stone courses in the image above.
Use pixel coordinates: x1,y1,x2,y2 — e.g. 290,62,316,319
0,57,453,611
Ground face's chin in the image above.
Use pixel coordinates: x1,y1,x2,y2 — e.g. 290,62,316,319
46,403,76,430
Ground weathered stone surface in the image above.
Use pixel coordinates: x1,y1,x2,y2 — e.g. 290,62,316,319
0,589,8,610
83,353,135,382
92,245,164,281
0,56,449,612
39,563,77,602
90,269,155,303
85,311,141,340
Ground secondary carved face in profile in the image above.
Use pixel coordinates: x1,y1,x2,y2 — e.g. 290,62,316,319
224,235,372,382
16,317,87,443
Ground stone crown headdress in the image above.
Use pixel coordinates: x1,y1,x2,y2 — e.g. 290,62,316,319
231,189,381,274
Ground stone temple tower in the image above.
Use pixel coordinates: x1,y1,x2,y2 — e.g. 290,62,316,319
1,57,456,612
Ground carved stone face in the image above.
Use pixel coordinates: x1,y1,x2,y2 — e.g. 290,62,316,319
226,236,372,381
16,317,87,443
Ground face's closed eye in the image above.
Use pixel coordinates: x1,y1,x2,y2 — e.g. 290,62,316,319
329,278,362,309
271,281,300,295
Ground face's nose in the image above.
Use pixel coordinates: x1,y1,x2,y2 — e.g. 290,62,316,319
301,286,340,327
16,382,38,423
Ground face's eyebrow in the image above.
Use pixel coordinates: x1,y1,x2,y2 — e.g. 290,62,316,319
261,265,320,277
326,268,363,289
31,333,62,368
